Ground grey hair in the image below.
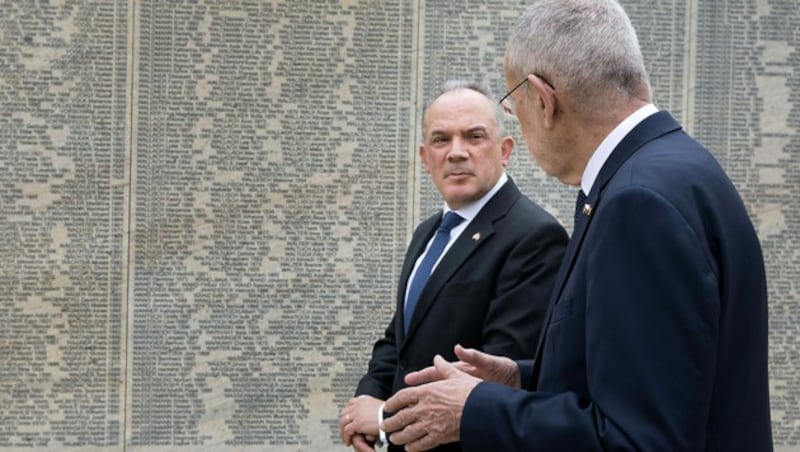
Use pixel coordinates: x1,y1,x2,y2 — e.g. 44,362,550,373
505,0,652,117
421,80,508,138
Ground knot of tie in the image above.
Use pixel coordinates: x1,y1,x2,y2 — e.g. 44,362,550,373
439,211,464,233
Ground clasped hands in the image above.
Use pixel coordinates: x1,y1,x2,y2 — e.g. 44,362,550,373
381,345,520,452
339,394,384,452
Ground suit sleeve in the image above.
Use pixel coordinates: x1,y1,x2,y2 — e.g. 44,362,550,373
354,310,400,399
481,218,567,358
461,187,720,451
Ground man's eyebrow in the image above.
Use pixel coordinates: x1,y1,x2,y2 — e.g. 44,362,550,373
428,128,450,137
464,125,489,134
428,125,488,137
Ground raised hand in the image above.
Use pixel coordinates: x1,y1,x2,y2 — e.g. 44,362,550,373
405,344,521,389
382,355,480,451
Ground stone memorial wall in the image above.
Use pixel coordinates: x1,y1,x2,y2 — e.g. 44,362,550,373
1,0,797,450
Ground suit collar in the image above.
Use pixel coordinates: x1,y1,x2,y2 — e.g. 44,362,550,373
586,110,681,205
581,104,659,194
400,178,523,342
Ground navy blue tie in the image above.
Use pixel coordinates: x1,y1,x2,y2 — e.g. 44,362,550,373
404,211,464,333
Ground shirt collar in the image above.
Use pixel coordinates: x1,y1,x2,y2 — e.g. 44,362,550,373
581,103,659,195
444,172,508,222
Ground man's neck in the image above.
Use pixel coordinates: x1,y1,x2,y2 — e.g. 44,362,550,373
565,98,652,187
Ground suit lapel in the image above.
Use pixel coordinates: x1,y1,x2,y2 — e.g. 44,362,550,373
396,216,438,340
529,111,682,387
401,179,522,343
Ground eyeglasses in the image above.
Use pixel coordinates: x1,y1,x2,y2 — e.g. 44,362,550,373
498,74,554,117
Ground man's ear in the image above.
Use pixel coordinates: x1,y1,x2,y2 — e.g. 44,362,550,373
530,73,556,129
499,136,514,167
419,145,431,173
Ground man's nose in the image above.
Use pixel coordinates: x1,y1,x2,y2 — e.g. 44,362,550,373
447,138,469,160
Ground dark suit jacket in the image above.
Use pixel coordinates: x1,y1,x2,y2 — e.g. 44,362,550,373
356,178,568,451
461,111,772,451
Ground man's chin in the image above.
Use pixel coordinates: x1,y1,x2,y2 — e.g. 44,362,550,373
443,190,479,210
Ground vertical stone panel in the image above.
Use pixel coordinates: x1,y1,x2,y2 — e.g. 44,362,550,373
0,0,128,449
130,0,413,449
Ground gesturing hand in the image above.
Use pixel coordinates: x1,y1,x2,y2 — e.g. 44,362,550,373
405,344,521,389
382,355,481,452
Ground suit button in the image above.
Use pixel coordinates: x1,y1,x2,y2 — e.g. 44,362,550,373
398,360,407,370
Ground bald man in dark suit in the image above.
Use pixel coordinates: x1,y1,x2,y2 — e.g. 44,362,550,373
338,80,567,452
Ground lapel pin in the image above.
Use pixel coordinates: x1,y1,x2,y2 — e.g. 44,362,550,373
582,204,593,216
472,232,481,241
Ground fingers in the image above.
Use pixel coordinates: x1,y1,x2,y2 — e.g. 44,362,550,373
339,395,385,444
454,344,485,365
340,415,369,447
404,433,439,452
404,363,441,386
386,420,426,449
405,353,468,386
339,410,353,445
382,390,417,432
338,405,359,445
352,434,374,452
384,377,475,450
432,354,463,378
